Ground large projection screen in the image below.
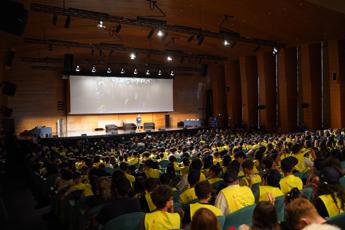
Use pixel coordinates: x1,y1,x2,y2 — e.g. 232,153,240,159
69,75,173,114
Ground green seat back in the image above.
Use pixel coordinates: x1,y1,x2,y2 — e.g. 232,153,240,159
301,187,313,200
103,212,145,230
340,177,345,189
224,204,256,229
274,195,285,223
251,183,260,203
326,211,345,227
341,161,345,169
159,160,170,169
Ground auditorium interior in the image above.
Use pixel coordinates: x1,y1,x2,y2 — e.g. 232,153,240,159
1,1,345,230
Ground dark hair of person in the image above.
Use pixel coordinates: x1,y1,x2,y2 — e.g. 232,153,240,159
190,158,203,172
188,170,201,187
222,155,232,167
252,201,280,230
263,156,274,170
119,162,128,171
285,187,306,204
242,159,254,170
280,157,297,174
263,169,281,188
145,177,160,192
150,184,173,209
113,176,131,197
190,208,219,230
195,181,212,200
209,165,221,177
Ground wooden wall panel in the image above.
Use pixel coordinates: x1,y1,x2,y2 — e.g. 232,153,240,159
240,56,258,128
300,43,322,130
7,62,206,135
328,40,345,128
224,60,242,127
278,48,298,132
257,52,276,131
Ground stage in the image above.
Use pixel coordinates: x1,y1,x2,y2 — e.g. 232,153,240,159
46,127,203,140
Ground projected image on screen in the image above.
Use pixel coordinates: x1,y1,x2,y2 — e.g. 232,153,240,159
69,75,173,114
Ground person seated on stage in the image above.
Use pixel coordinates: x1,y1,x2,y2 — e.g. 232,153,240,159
207,165,223,188
285,198,325,230
259,169,283,202
279,156,303,194
215,169,255,215
240,159,262,187
183,181,222,225
180,170,200,204
96,176,141,225
144,185,181,230
120,162,135,185
190,208,220,230
314,166,345,218
143,159,160,179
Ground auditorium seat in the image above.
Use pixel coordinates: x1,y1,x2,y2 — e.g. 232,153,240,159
103,212,145,230
223,204,256,229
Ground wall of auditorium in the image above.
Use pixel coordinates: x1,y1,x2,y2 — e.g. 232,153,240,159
7,62,206,135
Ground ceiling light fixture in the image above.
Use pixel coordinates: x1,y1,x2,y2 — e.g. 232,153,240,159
272,47,278,55
170,70,175,76
91,66,96,73
146,69,150,75
75,65,80,72
120,68,125,74
224,40,230,47
157,29,164,37
106,67,112,74
158,69,162,76
130,52,136,60
167,56,173,62
134,68,138,75
97,18,106,28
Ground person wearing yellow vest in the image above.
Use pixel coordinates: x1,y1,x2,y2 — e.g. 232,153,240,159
240,159,262,187
259,169,284,202
144,159,161,179
207,165,223,189
180,170,200,204
120,162,135,185
315,167,345,218
183,181,222,224
62,172,93,199
144,185,181,230
279,157,303,194
215,169,255,215
292,143,311,173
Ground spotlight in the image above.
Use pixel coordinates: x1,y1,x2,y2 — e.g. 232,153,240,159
52,14,58,26
115,24,122,33
272,47,278,55
134,68,138,75
120,68,125,74
170,70,175,76
167,56,173,62
224,40,230,47
157,30,164,37
187,35,194,43
97,18,106,29
146,69,150,76
106,67,112,74
64,15,71,28
91,66,96,73
158,69,162,76
75,65,80,72
130,53,136,60
147,29,155,39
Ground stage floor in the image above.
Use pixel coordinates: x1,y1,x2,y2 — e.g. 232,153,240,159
58,127,200,138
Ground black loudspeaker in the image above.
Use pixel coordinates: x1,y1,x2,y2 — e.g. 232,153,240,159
0,1,28,36
1,118,14,135
201,64,208,76
105,124,118,132
165,114,170,128
144,122,155,130
63,54,74,74
1,81,16,96
4,48,15,68
0,106,13,117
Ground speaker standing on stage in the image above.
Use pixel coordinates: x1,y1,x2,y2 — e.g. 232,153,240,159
136,114,142,130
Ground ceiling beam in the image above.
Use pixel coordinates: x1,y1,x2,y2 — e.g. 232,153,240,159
24,37,227,61
30,3,283,48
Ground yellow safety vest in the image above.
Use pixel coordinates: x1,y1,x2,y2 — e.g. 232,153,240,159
190,203,222,219
145,168,160,179
279,175,303,194
240,174,262,187
208,178,223,185
70,183,93,197
125,173,135,184
145,191,157,212
145,210,180,230
219,185,255,213
179,187,197,204
319,194,344,217
259,186,284,202
294,150,309,173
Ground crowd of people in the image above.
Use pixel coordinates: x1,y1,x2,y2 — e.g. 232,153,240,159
24,128,345,230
